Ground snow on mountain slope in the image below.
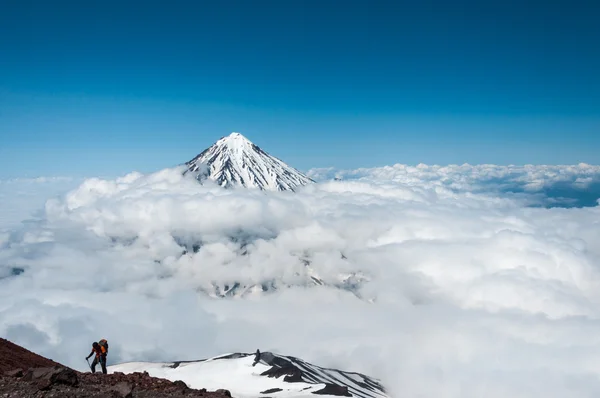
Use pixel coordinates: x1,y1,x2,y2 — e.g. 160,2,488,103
108,352,388,398
185,132,314,191
195,268,369,300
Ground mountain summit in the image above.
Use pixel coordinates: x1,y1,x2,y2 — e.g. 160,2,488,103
185,132,314,191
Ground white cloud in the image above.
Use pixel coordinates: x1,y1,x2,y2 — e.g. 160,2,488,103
1,165,600,397
308,163,600,207
0,177,82,231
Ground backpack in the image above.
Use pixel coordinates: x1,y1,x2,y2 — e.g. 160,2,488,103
98,339,108,354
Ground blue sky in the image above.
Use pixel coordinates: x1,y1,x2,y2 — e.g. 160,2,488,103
1,0,599,178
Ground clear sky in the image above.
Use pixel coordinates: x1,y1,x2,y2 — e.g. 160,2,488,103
1,0,599,178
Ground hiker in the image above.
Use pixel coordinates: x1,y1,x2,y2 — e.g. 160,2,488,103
252,349,261,366
86,339,108,374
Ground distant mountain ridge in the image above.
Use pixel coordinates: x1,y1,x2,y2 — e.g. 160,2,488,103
109,351,389,398
185,132,314,191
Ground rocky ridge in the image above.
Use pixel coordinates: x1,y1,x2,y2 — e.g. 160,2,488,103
0,338,231,398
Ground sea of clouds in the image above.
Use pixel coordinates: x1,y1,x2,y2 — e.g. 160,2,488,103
1,163,600,398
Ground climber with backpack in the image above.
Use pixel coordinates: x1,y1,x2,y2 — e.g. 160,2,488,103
85,339,109,374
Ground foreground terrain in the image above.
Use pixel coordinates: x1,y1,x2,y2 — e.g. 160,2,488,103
0,338,232,397
0,339,388,397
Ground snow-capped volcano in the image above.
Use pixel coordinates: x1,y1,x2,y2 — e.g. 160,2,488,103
185,132,314,191
109,351,388,398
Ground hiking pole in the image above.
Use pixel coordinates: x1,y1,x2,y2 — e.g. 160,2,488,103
86,358,92,372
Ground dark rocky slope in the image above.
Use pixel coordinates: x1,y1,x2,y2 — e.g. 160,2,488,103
0,338,231,398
